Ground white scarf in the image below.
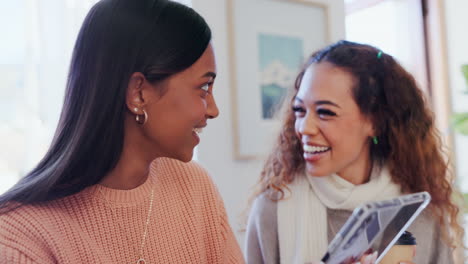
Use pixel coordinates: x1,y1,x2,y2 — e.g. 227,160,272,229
277,166,401,264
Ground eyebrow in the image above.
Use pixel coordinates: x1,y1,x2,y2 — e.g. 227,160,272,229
294,96,341,108
202,72,217,79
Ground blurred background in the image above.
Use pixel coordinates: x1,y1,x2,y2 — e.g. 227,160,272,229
0,0,467,251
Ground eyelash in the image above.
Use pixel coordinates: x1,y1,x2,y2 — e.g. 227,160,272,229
292,106,336,118
317,109,336,117
292,106,305,113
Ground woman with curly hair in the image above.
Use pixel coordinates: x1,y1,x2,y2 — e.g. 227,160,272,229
245,40,463,264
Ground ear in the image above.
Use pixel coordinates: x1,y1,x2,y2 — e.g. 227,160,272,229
126,72,148,115
364,115,376,138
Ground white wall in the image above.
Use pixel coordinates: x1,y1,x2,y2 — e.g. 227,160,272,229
191,0,345,249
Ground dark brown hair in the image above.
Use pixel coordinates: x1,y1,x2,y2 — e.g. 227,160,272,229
0,0,211,212
254,40,463,250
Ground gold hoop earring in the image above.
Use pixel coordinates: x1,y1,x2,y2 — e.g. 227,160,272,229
135,109,148,125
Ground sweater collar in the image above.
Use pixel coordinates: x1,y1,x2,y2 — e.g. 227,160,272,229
91,173,154,206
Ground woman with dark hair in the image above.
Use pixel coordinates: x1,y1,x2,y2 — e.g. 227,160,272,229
0,0,244,263
245,40,463,264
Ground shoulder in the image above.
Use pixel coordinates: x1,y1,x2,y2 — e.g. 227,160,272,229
151,157,213,184
0,204,58,260
408,209,438,232
151,157,220,198
0,200,72,234
407,209,447,243
0,193,85,237
0,203,53,232
151,157,210,179
248,192,278,228
414,209,436,222
245,192,279,262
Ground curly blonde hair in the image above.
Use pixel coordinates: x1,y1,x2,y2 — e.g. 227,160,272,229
252,40,464,251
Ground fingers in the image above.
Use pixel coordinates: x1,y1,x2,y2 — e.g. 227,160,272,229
359,251,378,264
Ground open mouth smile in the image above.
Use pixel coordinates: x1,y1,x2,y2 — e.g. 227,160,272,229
303,144,331,154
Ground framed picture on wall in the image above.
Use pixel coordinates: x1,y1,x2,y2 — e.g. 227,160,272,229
227,0,344,159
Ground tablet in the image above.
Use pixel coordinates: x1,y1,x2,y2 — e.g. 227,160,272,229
321,192,431,264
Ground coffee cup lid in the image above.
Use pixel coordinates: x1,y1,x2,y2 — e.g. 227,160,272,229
395,231,417,245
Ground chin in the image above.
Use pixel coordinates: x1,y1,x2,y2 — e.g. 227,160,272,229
172,150,193,163
178,156,193,163
305,165,330,177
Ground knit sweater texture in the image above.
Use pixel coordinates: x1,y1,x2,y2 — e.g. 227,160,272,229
0,158,244,264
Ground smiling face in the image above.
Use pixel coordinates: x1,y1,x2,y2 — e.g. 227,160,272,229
127,43,219,162
293,62,374,184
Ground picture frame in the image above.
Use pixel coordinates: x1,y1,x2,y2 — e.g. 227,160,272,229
227,0,344,159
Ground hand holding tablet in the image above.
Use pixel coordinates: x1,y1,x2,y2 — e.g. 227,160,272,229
321,192,430,264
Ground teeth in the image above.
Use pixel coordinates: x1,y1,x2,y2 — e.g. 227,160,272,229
193,128,203,134
303,145,330,153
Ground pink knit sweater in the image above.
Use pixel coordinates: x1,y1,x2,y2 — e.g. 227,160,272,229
0,158,244,263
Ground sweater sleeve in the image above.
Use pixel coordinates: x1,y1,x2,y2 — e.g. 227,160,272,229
428,222,455,264
219,203,245,264
0,243,40,264
188,161,245,263
0,209,56,264
210,179,244,264
244,193,280,264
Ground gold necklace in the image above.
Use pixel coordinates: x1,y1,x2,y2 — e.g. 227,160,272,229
98,186,155,264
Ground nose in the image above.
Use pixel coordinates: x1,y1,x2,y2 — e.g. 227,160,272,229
206,95,219,119
297,113,319,136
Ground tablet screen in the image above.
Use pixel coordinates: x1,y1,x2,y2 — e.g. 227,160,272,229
323,192,430,264
373,199,424,262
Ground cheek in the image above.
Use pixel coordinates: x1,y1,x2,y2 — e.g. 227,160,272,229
172,95,206,120
171,98,207,130
190,98,207,117
332,125,369,154
321,122,356,153
321,126,339,147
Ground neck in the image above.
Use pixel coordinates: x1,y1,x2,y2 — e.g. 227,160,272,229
337,156,373,185
100,120,155,190
100,161,150,190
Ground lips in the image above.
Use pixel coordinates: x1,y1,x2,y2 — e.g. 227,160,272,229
302,143,330,162
192,126,206,145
